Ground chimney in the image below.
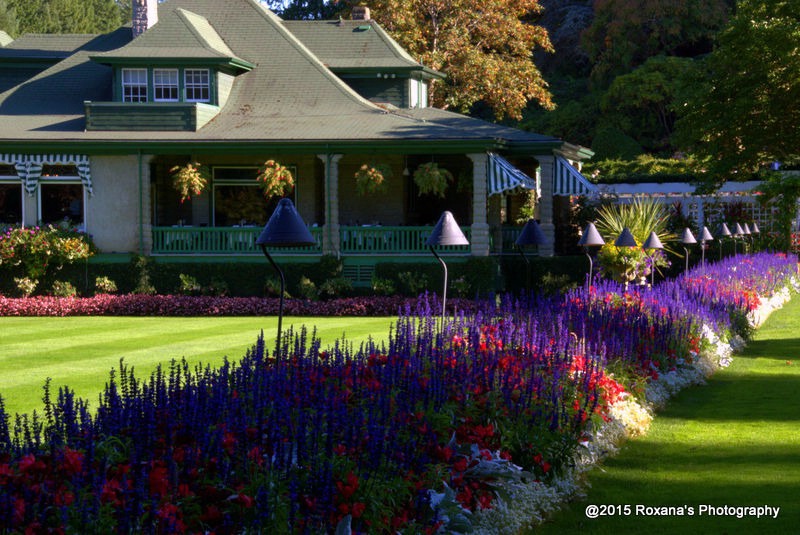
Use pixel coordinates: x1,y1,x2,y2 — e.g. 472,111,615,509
352,5,371,21
132,0,159,38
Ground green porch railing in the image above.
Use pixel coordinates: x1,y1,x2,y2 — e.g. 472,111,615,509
151,226,322,255
151,225,525,255
339,225,472,255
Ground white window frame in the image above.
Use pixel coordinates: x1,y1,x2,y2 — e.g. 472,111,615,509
121,68,148,102
38,174,87,231
184,68,211,102
153,68,179,102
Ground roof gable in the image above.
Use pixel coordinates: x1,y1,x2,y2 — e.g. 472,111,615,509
92,8,250,67
283,19,441,76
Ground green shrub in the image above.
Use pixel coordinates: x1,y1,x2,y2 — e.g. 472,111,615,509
14,277,37,297
319,277,353,299
94,276,118,294
371,276,396,296
206,277,229,297
296,276,318,300
178,274,202,296
132,255,156,295
51,280,77,297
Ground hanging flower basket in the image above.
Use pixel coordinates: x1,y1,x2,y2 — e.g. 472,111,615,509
413,162,453,198
256,160,294,198
354,163,392,196
170,162,208,203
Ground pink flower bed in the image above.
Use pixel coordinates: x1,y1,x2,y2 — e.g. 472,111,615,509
0,294,477,317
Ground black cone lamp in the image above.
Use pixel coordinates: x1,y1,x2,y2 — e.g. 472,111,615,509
614,227,638,247
700,226,714,266
426,211,469,322
642,231,664,286
515,219,550,291
256,198,316,350
680,227,697,271
578,222,605,285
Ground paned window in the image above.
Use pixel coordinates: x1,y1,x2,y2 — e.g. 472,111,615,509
121,68,148,102
185,69,210,102
0,183,22,224
153,69,179,101
40,183,84,226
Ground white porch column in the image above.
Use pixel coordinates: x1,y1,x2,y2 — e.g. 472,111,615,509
534,155,555,256
317,153,343,256
468,153,490,256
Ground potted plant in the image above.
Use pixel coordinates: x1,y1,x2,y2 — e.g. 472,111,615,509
256,159,295,198
413,162,453,198
170,162,209,203
354,163,392,195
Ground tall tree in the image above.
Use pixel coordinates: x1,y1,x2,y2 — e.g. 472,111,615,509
600,55,695,154
582,0,732,84
675,0,800,187
340,0,554,120
8,0,122,35
0,0,19,37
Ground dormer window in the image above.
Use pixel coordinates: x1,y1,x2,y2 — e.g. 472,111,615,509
153,69,179,101
122,68,148,102
185,69,210,102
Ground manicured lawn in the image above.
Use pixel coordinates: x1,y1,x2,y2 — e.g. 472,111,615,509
531,296,800,534
0,316,394,417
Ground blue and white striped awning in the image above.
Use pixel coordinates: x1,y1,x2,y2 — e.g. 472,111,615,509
0,153,92,195
487,153,539,197
553,155,597,196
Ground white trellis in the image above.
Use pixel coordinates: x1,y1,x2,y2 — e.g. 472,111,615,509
595,181,793,234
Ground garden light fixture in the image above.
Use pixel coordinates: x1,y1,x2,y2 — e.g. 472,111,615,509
700,226,714,266
515,219,550,291
426,211,469,322
732,223,745,254
614,227,638,248
642,231,664,286
718,223,731,259
578,222,605,285
256,198,316,351
681,227,697,271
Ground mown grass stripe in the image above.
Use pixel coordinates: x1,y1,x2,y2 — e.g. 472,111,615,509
0,316,394,417
532,297,800,534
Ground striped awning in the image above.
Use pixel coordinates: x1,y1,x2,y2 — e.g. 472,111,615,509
0,153,92,195
553,156,597,196
487,153,539,197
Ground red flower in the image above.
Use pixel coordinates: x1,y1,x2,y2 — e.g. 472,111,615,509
335,471,359,500
148,464,170,496
351,502,366,518
61,447,84,476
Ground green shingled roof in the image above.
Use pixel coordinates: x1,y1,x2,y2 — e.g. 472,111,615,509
92,8,252,69
283,19,442,77
0,33,98,57
0,0,560,152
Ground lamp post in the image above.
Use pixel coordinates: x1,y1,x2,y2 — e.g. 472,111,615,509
718,223,731,259
642,231,664,286
256,198,316,351
742,223,752,253
578,222,605,286
614,227,638,286
700,226,714,266
751,222,760,251
680,227,697,271
515,219,550,292
426,211,469,323
732,223,745,255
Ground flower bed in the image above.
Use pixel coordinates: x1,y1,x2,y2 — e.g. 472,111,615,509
0,252,796,533
0,294,479,317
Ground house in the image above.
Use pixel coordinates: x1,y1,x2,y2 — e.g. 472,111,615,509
0,0,595,283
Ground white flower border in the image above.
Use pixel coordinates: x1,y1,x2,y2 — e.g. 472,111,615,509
470,278,797,534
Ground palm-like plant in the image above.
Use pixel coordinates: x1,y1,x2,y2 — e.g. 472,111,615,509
594,196,676,283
